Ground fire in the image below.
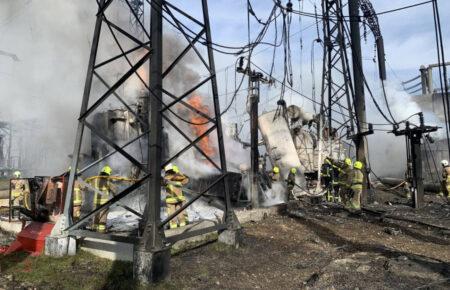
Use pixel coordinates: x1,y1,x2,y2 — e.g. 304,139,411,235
137,66,148,81
186,95,216,159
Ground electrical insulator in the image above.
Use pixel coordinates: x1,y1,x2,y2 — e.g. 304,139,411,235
286,1,293,12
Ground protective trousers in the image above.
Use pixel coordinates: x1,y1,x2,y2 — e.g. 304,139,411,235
445,177,450,202
166,199,186,229
93,184,110,233
349,169,363,210
72,182,82,221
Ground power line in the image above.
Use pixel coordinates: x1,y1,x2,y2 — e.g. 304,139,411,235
250,60,392,127
431,0,450,157
376,0,432,16
275,0,433,19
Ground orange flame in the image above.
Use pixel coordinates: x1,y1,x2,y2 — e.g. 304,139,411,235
186,95,216,159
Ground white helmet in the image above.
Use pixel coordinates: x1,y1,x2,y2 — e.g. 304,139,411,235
441,160,449,167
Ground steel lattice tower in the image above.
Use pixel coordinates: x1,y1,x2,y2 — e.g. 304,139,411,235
52,0,240,283
320,0,356,139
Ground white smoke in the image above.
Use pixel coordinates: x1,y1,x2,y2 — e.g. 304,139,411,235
0,0,143,176
366,81,440,177
262,182,286,206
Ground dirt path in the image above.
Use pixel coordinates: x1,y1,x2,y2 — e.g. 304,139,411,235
170,205,450,289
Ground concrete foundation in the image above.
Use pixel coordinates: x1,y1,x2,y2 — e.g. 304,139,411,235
2,205,284,261
0,219,23,234
44,235,76,257
81,237,135,261
235,205,285,224
218,228,243,248
133,246,171,284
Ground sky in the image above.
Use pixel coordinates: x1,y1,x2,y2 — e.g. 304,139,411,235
0,0,449,176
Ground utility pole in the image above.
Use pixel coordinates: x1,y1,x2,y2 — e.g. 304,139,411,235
348,0,370,204
237,59,268,208
249,73,261,208
134,0,170,283
391,114,438,208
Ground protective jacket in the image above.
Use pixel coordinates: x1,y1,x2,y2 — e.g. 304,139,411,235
338,164,352,189
286,172,296,190
164,173,189,204
270,172,280,182
90,174,113,206
350,169,364,192
442,166,450,184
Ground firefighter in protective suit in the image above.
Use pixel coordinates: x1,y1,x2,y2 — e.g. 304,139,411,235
440,160,450,203
164,164,189,229
349,161,364,211
286,168,297,200
321,158,334,202
270,166,280,182
64,167,83,222
11,171,31,211
338,158,353,206
90,165,114,233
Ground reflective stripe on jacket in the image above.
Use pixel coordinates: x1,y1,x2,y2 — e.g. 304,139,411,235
164,173,189,203
351,169,364,190
73,187,83,206
442,166,450,183
338,166,352,188
91,177,111,205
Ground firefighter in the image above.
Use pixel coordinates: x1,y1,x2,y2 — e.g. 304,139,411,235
13,171,21,178
286,168,297,200
329,159,342,202
338,158,353,206
321,158,334,202
270,166,280,182
440,160,450,202
64,167,83,222
11,171,30,210
90,165,114,233
349,161,364,212
164,164,189,229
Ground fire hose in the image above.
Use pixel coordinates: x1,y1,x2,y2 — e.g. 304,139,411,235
388,181,406,190
379,177,441,194
84,176,140,183
293,182,327,198
78,177,143,218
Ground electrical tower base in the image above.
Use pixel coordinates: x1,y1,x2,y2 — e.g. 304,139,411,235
133,246,171,284
44,235,76,257
218,229,243,248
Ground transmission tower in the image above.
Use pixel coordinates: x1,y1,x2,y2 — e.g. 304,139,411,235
47,0,240,283
121,0,145,38
320,0,374,202
320,0,356,142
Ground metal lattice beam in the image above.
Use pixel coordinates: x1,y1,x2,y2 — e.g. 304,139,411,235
63,0,238,259
320,0,356,136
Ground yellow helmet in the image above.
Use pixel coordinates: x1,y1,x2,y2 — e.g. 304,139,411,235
273,166,280,174
290,168,297,174
13,171,21,178
101,165,112,175
344,158,353,167
353,161,363,170
172,165,180,174
164,163,174,172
